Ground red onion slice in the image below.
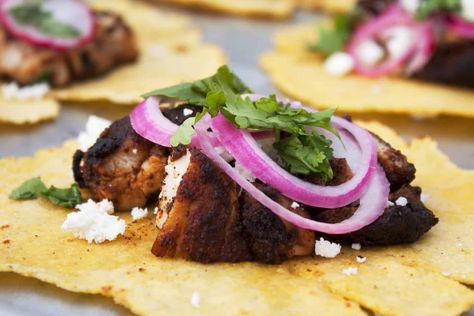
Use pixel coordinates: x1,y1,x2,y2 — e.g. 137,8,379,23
347,4,435,76
446,15,474,39
196,115,389,234
0,0,95,50
211,113,377,208
130,97,178,147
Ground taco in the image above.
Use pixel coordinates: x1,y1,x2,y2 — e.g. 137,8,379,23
261,0,474,117
156,0,295,19
2,66,474,315
0,0,226,124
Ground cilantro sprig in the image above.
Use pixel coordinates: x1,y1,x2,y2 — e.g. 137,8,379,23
144,65,337,179
416,0,461,19
310,14,353,56
9,177,82,208
10,1,81,39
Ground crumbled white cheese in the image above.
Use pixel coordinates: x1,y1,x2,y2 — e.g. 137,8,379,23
2,82,49,100
132,148,138,155
342,267,358,275
183,108,193,116
401,0,420,14
234,161,256,182
190,291,201,308
387,200,395,207
61,199,125,244
370,84,382,95
386,27,414,58
159,150,192,212
315,237,341,258
131,207,148,222
356,255,367,263
149,44,169,57
461,0,474,22
355,40,384,66
351,243,362,250
291,201,300,209
420,193,429,203
324,52,354,76
77,115,111,151
395,196,408,206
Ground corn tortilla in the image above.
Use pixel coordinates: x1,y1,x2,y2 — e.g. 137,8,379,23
297,0,354,13
1,121,474,315
260,24,474,117
52,0,226,105
157,0,295,19
0,96,59,125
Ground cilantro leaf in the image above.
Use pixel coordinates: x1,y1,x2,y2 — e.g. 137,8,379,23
170,117,196,147
42,184,82,208
10,2,81,39
416,0,460,19
9,177,47,199
310,14,352,56
143,66,338,179
9,178,82,208
143,65,251,104
273,133,334,179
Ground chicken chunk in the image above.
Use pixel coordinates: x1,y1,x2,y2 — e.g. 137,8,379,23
0,11,138,86
152,149,315,263
73,116,168,211
312,185,438,245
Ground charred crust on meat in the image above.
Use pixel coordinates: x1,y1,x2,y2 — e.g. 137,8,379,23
312,185,438,245
72,150,85,187
161,104,201,126
372,133,416,191
413,41,474,89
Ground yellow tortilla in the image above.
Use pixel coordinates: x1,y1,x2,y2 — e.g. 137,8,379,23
297,0,354,13
1,122,474,315
157,0,295,19
0,96,59,125
52,0,226,105
261,24,474,117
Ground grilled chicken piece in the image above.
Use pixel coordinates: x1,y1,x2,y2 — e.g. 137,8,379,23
413,41,474,89
73,104,199,211
312,185,438,245
0,11,137,86
152,148,315,263
73,116,168,211
373,134,415,191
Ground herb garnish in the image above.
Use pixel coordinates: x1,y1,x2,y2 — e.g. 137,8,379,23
416,0,461,19
309,13,353,56
9,1,81,39
9,177,82,208
144,65,337,179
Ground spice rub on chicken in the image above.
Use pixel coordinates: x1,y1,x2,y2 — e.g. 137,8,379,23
73,101,437,263
0,11,138,87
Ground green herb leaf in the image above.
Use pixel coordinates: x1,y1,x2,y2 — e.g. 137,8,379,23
416,0,460,19
310,14,352,56
273,133,334,179
9,177,47,199
144,66,338,179
9,178,82,208
143,65,251,103
42,184,82,208
170,117,196,147
10,1,81,39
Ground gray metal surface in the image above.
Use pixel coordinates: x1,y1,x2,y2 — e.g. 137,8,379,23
0,6,473,316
